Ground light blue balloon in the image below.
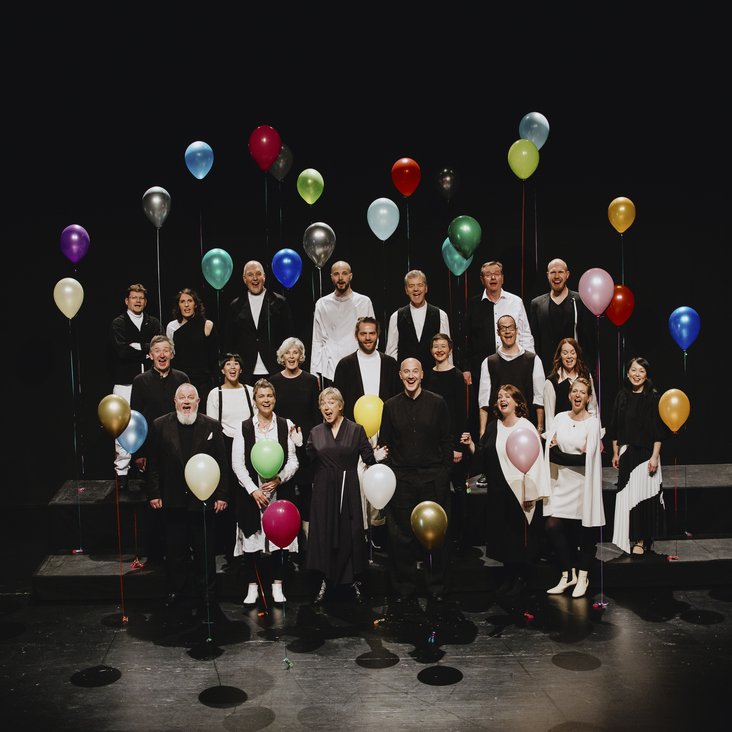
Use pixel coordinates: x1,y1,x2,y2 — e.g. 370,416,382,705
272,248,303,289
184,141,214,180
441,237,473,276
117,410,148,454
201,248,234,290
668,306,700,351
367,197,400,241
518,112,550,150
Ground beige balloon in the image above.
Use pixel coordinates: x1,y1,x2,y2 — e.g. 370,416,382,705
185,453,221,502
53,277,84,319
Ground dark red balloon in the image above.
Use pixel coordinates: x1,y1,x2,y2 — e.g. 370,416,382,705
261,499,301,549
248,125,282,171
391,157,421,197
605,284,635,326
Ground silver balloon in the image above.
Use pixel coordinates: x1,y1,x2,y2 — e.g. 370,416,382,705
303,222,336,269
142,186,171,229
269,143,293,182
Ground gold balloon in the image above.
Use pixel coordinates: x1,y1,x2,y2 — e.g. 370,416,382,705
608,196,636,234
98,394,131,438
658,388,690,433
410,500,448,551
353,394,384,439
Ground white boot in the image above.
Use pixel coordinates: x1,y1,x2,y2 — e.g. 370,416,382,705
272,582,286,604
546,568,578,594
243,583,258,605
572,570,589,598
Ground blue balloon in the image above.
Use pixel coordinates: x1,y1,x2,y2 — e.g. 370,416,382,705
441,237,473,276
272,248,303,289
117,410,148,454
668,306,700,351
518,112,550,150
184,141,214,180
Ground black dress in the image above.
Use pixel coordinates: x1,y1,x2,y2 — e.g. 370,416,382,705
170,316,219,399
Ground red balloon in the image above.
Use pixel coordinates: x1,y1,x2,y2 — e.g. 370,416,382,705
391,157,421,197
605,284,636,326
248,124,282,171
261,499,301,549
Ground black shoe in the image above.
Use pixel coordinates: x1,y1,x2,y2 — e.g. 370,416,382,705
313,579,327,606
476,473,488,487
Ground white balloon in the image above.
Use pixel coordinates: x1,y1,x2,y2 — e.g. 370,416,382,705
366,197,400,241
53,277,84,319
184,453,220,502
362,463,396,510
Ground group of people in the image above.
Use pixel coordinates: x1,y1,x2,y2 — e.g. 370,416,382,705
105,255,670,612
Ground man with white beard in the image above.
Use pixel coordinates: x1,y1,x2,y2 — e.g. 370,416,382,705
147,383,230,611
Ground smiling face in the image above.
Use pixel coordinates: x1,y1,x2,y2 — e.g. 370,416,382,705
282,345,302,372
254,386,275,417
405,275,427,307
243,261,265,295
497,316,517,349
174,383,200,424
150,339,173,373
399,357,423,397
480,264,503,297
627,360,648,391
495,388,517,419
547,259,570,295
356,321,378,354
569,380,590,411
559,342,577,373
431,337,451,366
222,358,242,385
178,292,196,320
319,395,343,424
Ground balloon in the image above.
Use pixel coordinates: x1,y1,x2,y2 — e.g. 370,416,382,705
362,464,396,510
250,438,285,480
578,268,614,317
142,186,171,229
518,112,550,150
658,389,691,434
436,167,460,203
668,306,701,351
441,237,473,276
507,139,539,180
53,277,84,319
447,214,482,258
269,143,293,182
184,453,221,502
605,284,636,326
353,395,384,439
201,247,234,290
303,222,336,269
608,196,636,234
296,168,324,205
248,124,282,171
184,141,214,180
506,427,541,474
60,224,90,264
366,197,400,241
410,500,448,551
272,248,303,289
97,394,131,438
117,410,148,454
262,499,301,549
391,157,421,197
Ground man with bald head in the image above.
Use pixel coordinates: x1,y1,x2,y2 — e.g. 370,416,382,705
529,257,596,376
226,260,294,384
310,260,375,388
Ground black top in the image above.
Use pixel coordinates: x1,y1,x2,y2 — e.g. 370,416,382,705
170,316,219,399
423,367,469,450
108,312,163,385
608,387,667,449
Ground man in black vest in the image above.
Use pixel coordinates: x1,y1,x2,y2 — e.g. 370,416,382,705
385,269,451,374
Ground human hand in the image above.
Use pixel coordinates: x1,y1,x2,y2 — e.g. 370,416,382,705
252,489,269,509
214,500,228,513
453,450,463,463
149,498,162,509
290,425,303,447
373,446,388,462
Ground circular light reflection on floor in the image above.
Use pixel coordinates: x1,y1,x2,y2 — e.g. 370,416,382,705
356,648,399,669
223,706,275,730
680,609,725,625
552,651,601,671
70,664,122,687
188,641,224,660
199,685,247,708
417,665,463,686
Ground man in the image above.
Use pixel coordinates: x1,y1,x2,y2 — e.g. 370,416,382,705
226,260,294,384
310,260,375,388
107,284,163,491
146,383,229,609
385,269,452,373
478,314,545,438
378,358,453,609
529,257,597,376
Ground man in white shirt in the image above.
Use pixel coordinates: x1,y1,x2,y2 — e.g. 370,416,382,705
310,260,375,388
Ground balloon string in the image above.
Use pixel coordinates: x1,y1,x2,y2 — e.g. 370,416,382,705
620,233,625,285
521,182,526,299
263,173,270,261
406,200,411,271
278,181,284,244
156,227,162,321
115,473,127,621
599,524,605,606
595,317,602,418
533,184,539,273
201,503,212,640
199,207,204,262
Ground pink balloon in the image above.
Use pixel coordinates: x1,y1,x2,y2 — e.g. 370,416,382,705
578,267,614,316
505,427,540,474
261,499,301,549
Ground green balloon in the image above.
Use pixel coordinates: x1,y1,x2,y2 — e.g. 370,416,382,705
251,439,285,480
297,168,324,205
201,248,233,290
447,215,482,258
507,138,540,180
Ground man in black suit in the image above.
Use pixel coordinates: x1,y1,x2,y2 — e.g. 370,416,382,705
225,259,294,385
146,382,230,609
529,258,596,376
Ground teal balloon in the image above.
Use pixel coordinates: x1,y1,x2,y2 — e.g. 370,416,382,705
447,215,481,258
184,141,214,180
251,439,285,480
117,410,148,454
441,237,473,276
201,248,233,290
518,112,550,150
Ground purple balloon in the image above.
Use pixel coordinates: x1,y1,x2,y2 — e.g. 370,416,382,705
60,224,90,264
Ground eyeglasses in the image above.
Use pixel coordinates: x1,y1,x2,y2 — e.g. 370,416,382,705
498,326,516,333
482,272,502,279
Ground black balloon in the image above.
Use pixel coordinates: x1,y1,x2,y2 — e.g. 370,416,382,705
436,168,460,203
269,143,293,182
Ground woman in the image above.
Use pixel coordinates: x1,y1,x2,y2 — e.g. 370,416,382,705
608,357,667,557
306,387,386,605
542,337,598,436
268,337,321,548
166,288,218,400
232,379,301,605
462,384,551,596
543,377,605,597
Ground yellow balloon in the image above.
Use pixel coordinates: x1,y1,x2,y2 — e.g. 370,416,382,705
410,500,448,551
53,277,84,319
507,138,539,180
184,453,221,501
353,394,384,438
658,388,690,433
608,196,636,233
97,394,131,438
